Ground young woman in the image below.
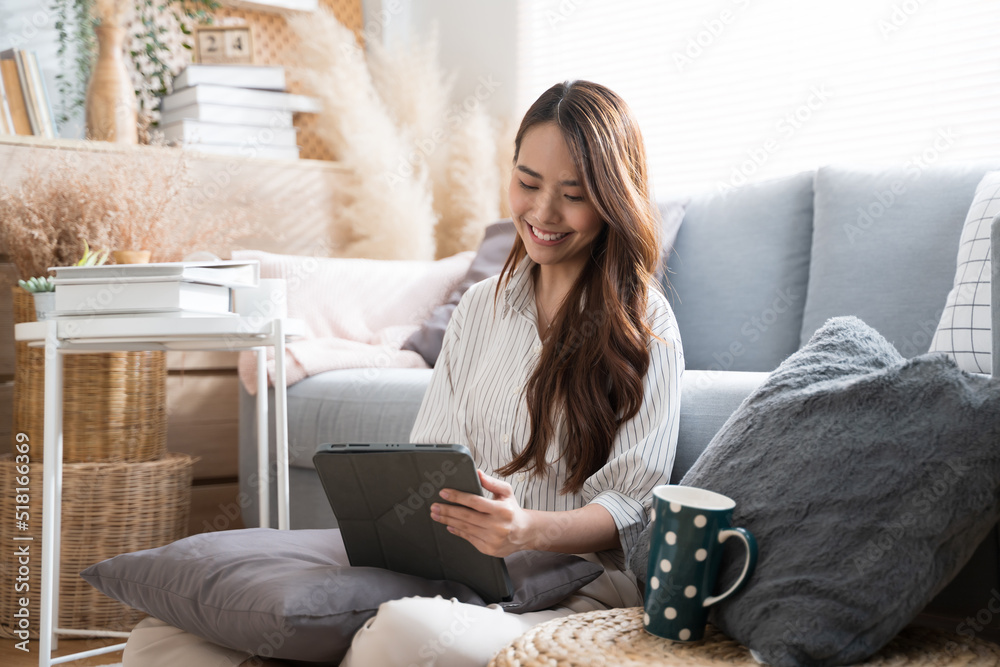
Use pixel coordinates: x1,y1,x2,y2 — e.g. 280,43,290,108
343,80,683,665
122,80,682,667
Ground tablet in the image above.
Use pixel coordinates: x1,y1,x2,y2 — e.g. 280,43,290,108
312,443,513,603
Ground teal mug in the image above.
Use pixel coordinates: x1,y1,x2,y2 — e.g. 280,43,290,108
643,485,758,642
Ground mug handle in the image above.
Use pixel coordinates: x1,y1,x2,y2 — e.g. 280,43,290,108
703,527,758,607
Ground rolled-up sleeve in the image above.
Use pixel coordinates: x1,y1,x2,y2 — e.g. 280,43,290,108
584,296,684,568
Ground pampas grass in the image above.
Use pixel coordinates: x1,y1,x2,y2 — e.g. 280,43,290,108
495,116,517,220
286,11,521,261
367,28,453,145
285,9,436,260
432,105,500,259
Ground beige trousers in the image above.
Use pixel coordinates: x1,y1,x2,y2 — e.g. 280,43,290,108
123,597,574,667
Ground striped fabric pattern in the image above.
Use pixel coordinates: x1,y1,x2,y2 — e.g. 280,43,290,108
410,257,684,569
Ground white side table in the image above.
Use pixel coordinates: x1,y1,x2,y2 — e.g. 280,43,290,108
14,315,303,667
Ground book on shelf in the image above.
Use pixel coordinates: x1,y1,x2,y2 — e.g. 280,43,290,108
0,49,37,135
23,51,55,138
160,119,298,147
0,56,31,135
54,280,233,316
30,52,57,138
159,102,294,129
160,84,321,114
0,48,55,137
0,70,12,135
50,259,260,288
173,64,286,91
180,142,301,161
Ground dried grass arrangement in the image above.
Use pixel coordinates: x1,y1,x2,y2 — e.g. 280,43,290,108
285,10,436,260
0,149,256,280
285,9,513,261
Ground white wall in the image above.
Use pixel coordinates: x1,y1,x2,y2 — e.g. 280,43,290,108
362,0,519,120
0,0,85,139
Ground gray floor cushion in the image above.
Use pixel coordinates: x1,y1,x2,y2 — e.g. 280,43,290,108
83,528,602,665
631,316,1000,666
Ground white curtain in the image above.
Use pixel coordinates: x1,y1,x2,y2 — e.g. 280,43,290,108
516,0,1000,198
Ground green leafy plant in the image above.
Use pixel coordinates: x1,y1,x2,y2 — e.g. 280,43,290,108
131,0,221,120
76,240,110,266
18,277,56,293
49,0,221,130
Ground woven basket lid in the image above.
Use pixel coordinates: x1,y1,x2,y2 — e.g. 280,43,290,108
490,607,1000,667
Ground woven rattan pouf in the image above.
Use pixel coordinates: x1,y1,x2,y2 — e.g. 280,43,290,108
489,607,1000,667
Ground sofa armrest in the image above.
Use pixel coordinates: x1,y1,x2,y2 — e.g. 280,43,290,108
994,213,1000,377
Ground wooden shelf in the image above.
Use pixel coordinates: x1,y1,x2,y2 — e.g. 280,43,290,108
0,134,346,174
219,0,318,12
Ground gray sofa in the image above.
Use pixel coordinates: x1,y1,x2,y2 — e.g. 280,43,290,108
240,163,1000,639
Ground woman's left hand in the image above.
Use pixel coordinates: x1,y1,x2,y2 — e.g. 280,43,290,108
430,470,535,557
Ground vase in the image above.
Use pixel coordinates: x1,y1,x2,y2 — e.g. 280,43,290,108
85,25,138,144
113,250,151,264
32,291,56,320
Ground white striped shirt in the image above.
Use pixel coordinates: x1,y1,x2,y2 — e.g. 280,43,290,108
410,257,684,569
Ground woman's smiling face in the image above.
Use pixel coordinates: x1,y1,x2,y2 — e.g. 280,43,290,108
508,122,605,275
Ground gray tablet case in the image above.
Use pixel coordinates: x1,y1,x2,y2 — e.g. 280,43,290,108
313,443,513,603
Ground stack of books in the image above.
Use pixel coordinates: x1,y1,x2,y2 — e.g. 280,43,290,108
49,260,260,318
0,48,56,138
159,64,321,160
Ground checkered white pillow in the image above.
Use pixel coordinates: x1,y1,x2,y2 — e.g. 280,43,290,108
929,171,1000,373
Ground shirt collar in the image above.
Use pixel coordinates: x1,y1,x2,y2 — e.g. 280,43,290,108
503,255,537,320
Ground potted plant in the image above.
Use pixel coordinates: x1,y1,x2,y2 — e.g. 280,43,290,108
14,241,109,320
17,277,57,321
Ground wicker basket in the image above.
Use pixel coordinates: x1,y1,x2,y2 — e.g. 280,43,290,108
0,453,193,638
12,286,167,462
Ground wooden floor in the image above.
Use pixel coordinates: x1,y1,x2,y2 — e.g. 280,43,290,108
0,636,124,666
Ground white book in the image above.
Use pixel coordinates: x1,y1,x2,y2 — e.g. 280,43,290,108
173,64,285,91
51,260,260,288
161,119,297,147
54,281,232,316
0,66,14,134
182,142,301,161
161,84,321,114
25,52,54,139
159,103,294,129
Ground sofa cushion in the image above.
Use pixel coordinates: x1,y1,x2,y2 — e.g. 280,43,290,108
403,220,517,366
929,172,1000,373
670,370,768,482
667,171,814,372
653,316,1000,667
285,367,434,469
82,528,603,665
801,164,1000,355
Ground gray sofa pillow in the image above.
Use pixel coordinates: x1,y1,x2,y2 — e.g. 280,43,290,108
801,164,1000,356
81,527,602,665
403,220,517,366
667,171,814,373
629,316,1000,666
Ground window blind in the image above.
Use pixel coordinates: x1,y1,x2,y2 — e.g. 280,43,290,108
516,0,1000,198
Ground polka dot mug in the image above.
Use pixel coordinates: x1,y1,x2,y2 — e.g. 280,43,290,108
642,485,757,642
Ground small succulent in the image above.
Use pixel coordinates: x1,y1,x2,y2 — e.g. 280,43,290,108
76,240,110,267
18,276,56,293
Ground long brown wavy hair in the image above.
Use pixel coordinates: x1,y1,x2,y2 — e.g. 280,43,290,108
496,80,662,494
